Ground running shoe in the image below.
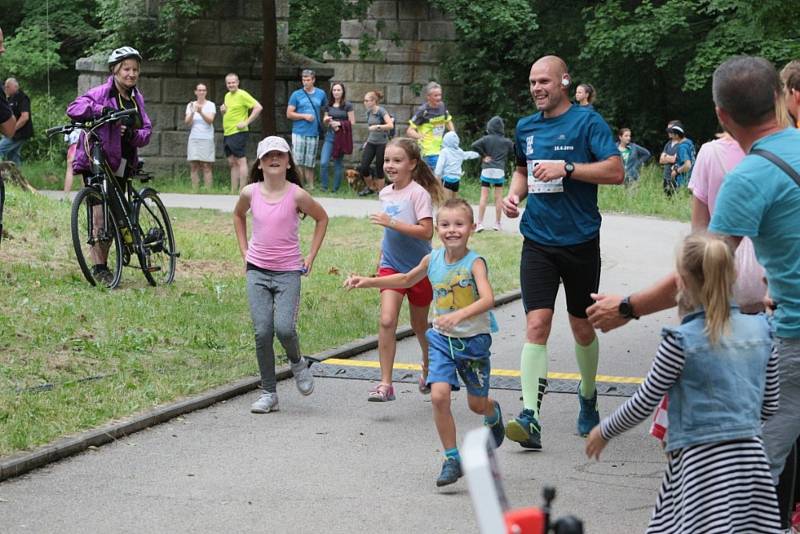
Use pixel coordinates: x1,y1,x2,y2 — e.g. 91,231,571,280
577,386,600,437
484,401,505,447
436,457,463,487
476,223,485,233
505,408,542,450
291,357,314,396
250,392,279,413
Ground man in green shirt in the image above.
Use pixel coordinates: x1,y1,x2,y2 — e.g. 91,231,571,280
220,72,262,193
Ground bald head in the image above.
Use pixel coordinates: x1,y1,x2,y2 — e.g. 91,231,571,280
528,55,571,116
4,78,18,96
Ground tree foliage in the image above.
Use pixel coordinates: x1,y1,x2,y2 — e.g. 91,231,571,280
288,0,372,60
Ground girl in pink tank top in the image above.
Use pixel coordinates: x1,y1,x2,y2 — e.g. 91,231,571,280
233,136,329,414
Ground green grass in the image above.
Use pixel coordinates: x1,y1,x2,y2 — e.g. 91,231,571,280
0,188,523,456
22,159,692,222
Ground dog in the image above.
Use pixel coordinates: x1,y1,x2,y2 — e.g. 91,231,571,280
346,168,366,192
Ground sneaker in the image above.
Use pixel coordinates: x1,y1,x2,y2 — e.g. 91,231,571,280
250,392,279,413
492,223,501,231
436,457,463,487
484,401,505,448
475,223,485,233
367,383,395,402
291,357,314,396
91,264,114,286
505,409,542,450
577,386,600,437
357,188,374,197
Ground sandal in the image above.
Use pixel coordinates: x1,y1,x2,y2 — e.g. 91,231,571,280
367,383,396,402
418,373,431,395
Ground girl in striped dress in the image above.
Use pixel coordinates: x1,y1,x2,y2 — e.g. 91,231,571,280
586,232,781,533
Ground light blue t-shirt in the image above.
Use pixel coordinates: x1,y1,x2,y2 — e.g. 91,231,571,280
514,105,619,246
427,248,491,338
288,87,327,137
709,128,800,339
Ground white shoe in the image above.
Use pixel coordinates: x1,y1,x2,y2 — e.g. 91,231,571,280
476,223,485,233
291,357,315,396
250,392,279,413
492,223,501,231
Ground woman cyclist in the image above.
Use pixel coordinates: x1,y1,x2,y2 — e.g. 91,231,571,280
66,46,152,284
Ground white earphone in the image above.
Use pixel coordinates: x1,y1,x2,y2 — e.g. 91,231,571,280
561,75,570,87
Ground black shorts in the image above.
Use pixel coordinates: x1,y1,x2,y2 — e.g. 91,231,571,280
520,236,600,318
480,180,504,188
224,132,248,158
443,180,460,192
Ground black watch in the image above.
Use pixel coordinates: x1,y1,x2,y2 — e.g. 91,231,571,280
619,296,639,320
564,162,575,179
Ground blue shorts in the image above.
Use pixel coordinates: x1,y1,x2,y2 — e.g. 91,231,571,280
425,328,492,397
423,155,439,170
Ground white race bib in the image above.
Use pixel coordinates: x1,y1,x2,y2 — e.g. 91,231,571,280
432,125,445,138
527,159,565,194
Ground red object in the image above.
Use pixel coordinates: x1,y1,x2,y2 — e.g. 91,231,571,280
504,507,546,534
332,119,353,158
650,395,669,441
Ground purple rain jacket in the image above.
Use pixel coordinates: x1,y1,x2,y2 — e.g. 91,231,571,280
67,75,152,175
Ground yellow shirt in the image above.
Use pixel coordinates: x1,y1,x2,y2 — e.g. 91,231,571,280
223,89,258,136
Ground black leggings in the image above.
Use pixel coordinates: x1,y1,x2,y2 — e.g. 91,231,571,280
359,142,385,180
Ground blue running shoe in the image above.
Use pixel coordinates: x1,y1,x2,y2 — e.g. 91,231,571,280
577,386,600,437
436,457,463,487
505,409,542,450
484,401,505,448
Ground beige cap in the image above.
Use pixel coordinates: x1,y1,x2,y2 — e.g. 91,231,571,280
257,136,291,159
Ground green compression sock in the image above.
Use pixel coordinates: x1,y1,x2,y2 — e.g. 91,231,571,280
575,336,599,397
520,343,548,419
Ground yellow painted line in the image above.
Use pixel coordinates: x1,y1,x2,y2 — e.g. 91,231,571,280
322,358,643,384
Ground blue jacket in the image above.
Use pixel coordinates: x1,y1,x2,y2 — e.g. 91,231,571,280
620,142,651,182
663,307,772,452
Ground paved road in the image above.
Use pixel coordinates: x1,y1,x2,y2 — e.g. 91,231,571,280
7,193,687,533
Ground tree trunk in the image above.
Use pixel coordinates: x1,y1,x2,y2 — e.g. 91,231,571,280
0,162,36,192
262,0,277,135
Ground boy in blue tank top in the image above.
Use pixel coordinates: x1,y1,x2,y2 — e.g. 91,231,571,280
345,198,504,488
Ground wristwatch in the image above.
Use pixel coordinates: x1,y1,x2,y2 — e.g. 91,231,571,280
619,296,639,320
564,162,575,179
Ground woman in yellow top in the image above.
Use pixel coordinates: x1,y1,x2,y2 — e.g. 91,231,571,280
406,81,454,170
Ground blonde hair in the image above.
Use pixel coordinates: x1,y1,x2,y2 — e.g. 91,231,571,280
676,232,735,344
386,137,445,205
438,197,474,224
365,90,383,103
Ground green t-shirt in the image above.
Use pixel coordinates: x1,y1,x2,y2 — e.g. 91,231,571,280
223,89,258,136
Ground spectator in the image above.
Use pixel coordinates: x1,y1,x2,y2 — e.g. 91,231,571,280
184,83,216,192
62,129,80,200
616,127,651,184
0,78,33,166
287,69,326,190
406,81,454,170
433,131,479,199
472,116,515,232
783,60,800,127
220,73,262,194
357,90,393,196
320,82,354,193
658,120,694,195
0,28,15,138
574,83,596,109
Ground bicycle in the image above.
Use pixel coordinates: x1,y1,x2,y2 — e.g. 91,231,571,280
47,109,178,289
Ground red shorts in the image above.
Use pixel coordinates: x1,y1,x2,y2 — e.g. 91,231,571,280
378,267,433,307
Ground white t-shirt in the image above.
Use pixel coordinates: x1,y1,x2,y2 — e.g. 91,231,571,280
186,101,216,140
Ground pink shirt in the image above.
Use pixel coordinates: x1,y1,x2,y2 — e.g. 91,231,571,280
688,137,745,216
245,183,303,271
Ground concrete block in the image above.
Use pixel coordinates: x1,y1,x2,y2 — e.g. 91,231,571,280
402,85,424,105
141,156,176,179
186,20,219,44
368,1,397,19
353,63,375,83
411,65,434,84
429,6,449,20
398,0,428,20
329,63,354,83
161,131,191,157
375,64,412,84
147,104,177,131
345,83,386,102
341,20,378,40
418,21,456,41
276,0,289,19
277,21,289,45
139,132,161,157
385,85,402,105
273,82,288,107
163,78,202,105
379,20,417,41
138,77,162,102
388,106,411,124
218,21,263,45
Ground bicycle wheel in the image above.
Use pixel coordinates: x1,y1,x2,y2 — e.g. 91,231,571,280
134,188,176,285
70,187,123,288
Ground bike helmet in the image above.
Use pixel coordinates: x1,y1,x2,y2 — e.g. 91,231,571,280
107,46,142,68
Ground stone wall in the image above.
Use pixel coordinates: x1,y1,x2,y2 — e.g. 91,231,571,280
75,0,332,178
325,0,457,159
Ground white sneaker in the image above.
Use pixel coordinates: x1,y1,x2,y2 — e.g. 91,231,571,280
250,392,279,413
492,223,501,231
476,223,485,233
291,357,315,396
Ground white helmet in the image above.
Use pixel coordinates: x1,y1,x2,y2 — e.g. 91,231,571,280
107,46,142,68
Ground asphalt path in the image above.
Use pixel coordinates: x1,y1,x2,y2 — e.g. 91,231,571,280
6,193,687,533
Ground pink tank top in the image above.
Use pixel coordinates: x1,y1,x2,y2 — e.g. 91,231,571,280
245,182,303,271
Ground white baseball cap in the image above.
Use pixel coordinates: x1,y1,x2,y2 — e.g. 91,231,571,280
257,136,291,159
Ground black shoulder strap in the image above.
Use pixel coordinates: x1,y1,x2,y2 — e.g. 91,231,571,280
302,90,321,125
750,148,800,187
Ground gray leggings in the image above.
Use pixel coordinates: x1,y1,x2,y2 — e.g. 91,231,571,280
246,268,302,393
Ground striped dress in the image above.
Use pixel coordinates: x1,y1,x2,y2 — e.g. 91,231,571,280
601,333,782,533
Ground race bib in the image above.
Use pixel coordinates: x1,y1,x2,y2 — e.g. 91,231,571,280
432,125,445,138
527,159,565,194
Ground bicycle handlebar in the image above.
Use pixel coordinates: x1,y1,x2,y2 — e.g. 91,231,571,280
46,108,139,138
